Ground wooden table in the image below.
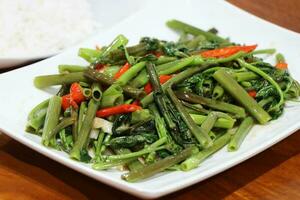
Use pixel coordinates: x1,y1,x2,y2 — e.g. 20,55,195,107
1,1,300,199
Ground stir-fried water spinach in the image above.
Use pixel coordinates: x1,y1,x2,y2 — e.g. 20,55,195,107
26,19,300,182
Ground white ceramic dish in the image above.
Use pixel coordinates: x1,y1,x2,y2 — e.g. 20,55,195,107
1,0,300,198
0,0,146,69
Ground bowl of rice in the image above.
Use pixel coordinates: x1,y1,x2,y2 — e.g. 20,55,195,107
0,0,145,68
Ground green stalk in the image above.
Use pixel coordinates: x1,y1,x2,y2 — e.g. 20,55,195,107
71,108,79,142
56,84,70,97
78,102,87,133
130,70,148,88
106,43,147,61
48,117,76,140
93,158,135,170
84,68,146,99
258,97,274,108
237,58,284,112
249,48,276,56
157,56,198,75
100,84,123,108
155,56,177,65
186,35,206,49
93,34,128,64
213,68,271,124
26,99,49,131
149,104,169,140
146,62,178,133
70,99,100,160
166,88,212,148
102,65,121,78
234,72,259,82
83,88,92,98
276,53,286,63
190,114,235,129
228,117,254,151
42,96,62,146
181,101,209,115
166,19,227,43
212,85,224,99
100,134,112,154
180,129,232,171
199,112,217,137
93,131,106,162
175,91,246,118
240,81,252,88
78,48,102,63
58,65,87,73
208,131,217,140
106,138,167,161
112,148,145,171
34,72,88,88
128,160,145,171
116,62,146,86
122,147,194,182
91,83,102,101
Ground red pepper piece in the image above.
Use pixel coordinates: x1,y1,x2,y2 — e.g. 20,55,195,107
114,62,131,79
248,90,257,98
144,75,173,94
276,62,288,70
200,45,257,58
96,104,142,118
61,94,78,110
131,100,140,106
94,63,106,71
70,83,85,104
154,51,162,58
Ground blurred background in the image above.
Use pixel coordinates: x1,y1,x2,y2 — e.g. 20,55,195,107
0,0,145,68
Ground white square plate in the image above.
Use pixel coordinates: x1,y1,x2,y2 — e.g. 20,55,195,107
1,0,300,198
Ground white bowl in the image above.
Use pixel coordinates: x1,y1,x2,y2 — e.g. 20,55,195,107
0,0,147,69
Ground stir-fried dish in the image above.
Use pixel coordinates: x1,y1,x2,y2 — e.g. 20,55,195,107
26,20,300,182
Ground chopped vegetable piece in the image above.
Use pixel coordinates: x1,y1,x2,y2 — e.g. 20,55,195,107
144,75,173,94
276,53,288,69
248,90,257,98
114,62,131,79
93,118,113,134
200,45,257,58
91,83,102,101
166,19,227,43
70,99,100,160
131,100,140,106
26,99,49,132
96,104,142,118
42,96,62,146
34,72,88,88
213,69,271,124
61,94,78,110
276,62,288,69
70,83,85,104
122,147,194,182
84,68,146,99
180,129,233,171
228,117,254,151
